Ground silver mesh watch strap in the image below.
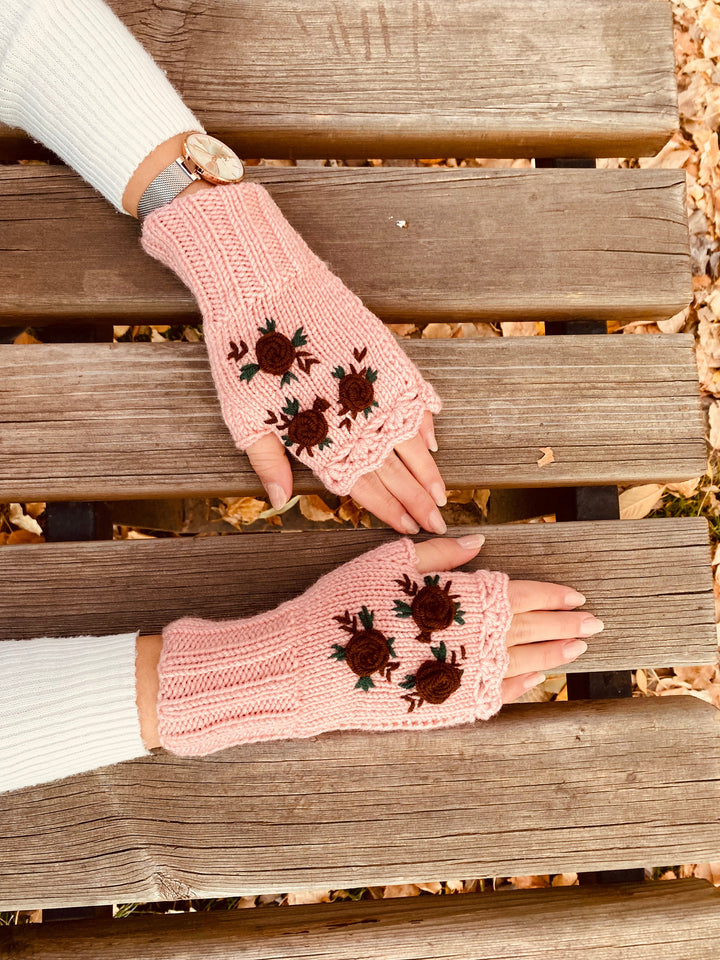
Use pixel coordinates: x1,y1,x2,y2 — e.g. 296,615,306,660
137,157,198,222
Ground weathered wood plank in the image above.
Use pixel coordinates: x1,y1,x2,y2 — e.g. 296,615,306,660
0,520,714,669
1,697,718,909
0,0,678,160
0,166,690,325
3,880,719,960
0,336,705,499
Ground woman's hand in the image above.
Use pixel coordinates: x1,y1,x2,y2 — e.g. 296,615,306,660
247,409,446,534
414,536,603,700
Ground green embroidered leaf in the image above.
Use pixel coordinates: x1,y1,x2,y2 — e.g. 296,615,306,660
291,327,308,347
330,644,346,661
366,367,378,383
355,676,375,692
318,437,333,450
332,365,345,379
280,370,298,387
362,406,372,418
359,606,374,630
393,599,412,618
372,400,379,408
399,675,416,689
386,637,397,657
282,397,300,417
424,574,440,587
283,435,293,447
454,608,466,625
431,641,447,662
260,318,276,334
239,363,259,382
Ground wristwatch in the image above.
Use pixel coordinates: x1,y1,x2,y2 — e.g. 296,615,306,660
137,132,245,222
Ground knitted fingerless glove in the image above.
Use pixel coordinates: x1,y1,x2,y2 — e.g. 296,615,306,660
157,539,512,757
140,182,442,495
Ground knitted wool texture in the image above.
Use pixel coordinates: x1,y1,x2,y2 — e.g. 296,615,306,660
140,182,442,495
157,539,512,757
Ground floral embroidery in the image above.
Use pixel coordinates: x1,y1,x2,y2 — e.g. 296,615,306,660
330,606,399,691
332,346,379,431
227,318,319,387
393,574,465,643
265,396,332,457
399,641,465,711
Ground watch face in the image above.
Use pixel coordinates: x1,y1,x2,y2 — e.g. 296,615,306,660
185,133,244,184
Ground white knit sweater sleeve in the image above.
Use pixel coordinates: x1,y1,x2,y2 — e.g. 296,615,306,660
0,632,150,794
0,0,206,215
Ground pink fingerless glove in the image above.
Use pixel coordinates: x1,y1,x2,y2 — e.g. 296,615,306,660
140,182,442,495
157,539,512,757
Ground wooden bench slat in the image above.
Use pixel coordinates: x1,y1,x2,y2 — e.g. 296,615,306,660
0,520,714,669
0,337,705,500
0,167,690,325
3,879,719,959
0,0,679,161
2,697,718,909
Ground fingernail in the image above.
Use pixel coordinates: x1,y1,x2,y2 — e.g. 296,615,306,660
400,514,421,535
523,672,546,690
565,590,586,606
266,483,287,510
430,482,447,507
580,617,604,637
457,534,485,550
428,508,447,535
563,639,588,659
427,428,438,453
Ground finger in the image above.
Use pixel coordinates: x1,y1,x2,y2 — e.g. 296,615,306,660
506,637,588,677
506,611,604,648
394,432,447,506
245,433,294,509
350,471,421,535
507,579,587,614
414,534,485,573
418,410,438,452
501,672,546,705
377,453,446,534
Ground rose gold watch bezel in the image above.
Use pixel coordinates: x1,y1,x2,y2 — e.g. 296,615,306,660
182,133,245,186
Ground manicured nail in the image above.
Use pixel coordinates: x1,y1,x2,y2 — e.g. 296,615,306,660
565,590,586,607
457,534,485,550
430,482,447,507
563,639,588,659
400,514,421,535
428,508,447,535
580,617,604,637
523,672,546,690
427,428,438,453
266,483,287,510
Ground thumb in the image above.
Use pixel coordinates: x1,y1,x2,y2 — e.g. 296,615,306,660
414,534,485,574
245,433,294,509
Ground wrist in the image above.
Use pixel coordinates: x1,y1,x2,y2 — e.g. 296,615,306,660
122,130,216,219
136,632,163,749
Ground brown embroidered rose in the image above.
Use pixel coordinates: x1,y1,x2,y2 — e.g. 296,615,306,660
231,318,319,387
265,396,332,458
394,574,465,643
332,346,379,431
400,642,465,712
331,606,399,691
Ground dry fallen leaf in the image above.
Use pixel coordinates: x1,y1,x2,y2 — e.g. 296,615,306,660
299,495,340,523
537,447,555,467
285,889,332,906
618,484,666,520
221,497,268,527
8,503,42,536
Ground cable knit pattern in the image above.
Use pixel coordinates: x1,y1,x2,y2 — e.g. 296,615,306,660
157,539,511,756
140,182,442,495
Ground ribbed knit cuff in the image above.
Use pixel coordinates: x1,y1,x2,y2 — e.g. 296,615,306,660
0,632,149,794
0,0,204,215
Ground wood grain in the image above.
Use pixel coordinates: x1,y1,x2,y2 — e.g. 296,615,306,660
0,166,690,325
0,0,679,160
2,880,719,959
0,336,705,500
0,520,714,668
1,696,719,909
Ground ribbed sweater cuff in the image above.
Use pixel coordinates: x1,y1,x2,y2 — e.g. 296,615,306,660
0,0,205,215
0,631,149,794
